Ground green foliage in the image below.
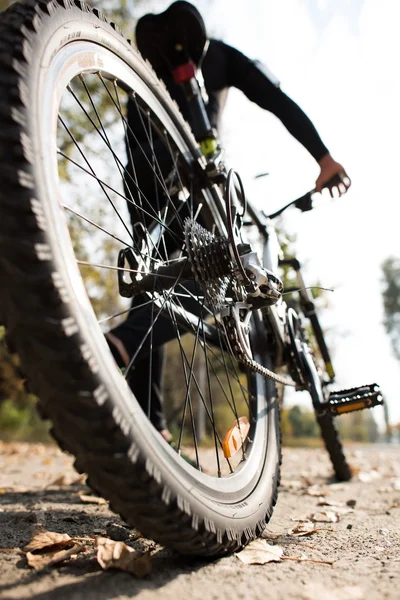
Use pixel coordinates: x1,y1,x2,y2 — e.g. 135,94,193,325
0,0,17,12
336,410,379,444
0,327,52,442
381,256,400,361
281,402,379,446
163,336,248,445
0,399,52,442
0,326,25,407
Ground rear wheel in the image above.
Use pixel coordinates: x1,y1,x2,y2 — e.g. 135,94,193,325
0,0,281,555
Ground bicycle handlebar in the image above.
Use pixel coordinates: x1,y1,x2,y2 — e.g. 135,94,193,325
265,173,344,220
266,191,313,220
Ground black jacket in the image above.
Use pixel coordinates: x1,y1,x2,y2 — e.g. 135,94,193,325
128,39,328,162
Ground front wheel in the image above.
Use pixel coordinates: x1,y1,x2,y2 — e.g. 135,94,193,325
0,0,281,556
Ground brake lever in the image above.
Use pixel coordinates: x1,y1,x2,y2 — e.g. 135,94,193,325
294,191,313,212
266,190,314,219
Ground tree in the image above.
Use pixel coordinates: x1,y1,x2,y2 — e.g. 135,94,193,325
381,257,400,361
0,0,137,439
0,0,16,11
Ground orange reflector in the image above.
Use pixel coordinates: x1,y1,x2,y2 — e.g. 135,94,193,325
222,417,250,459
336,401,368,414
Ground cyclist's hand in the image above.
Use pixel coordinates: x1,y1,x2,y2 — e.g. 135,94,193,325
315,153,351,197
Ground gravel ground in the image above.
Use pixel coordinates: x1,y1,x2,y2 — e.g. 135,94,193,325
0,441,399,600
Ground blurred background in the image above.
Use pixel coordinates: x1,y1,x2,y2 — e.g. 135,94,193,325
0,0,399,444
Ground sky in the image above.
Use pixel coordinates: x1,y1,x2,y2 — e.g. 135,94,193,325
131,0,400,428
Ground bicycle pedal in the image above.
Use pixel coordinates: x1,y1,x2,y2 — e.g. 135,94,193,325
323,383,384,416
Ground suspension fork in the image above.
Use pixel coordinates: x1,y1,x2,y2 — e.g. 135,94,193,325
172,62,218,156
279,256,335,381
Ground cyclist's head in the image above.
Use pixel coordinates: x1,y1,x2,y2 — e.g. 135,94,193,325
135,1,207,75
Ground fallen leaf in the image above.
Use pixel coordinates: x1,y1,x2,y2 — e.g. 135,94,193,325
309,511,339,523
291,515,314,523
26,544,84,570
303,485,329,497
288,523,334,537
79,493,107,505
49,473,86,487
235,539,283,565
317,499,345,508
24,529,73,553
96,537,152,577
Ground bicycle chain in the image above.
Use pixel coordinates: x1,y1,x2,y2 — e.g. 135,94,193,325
184,219,296,387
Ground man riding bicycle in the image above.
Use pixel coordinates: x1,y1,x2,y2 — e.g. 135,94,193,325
106,1,351,441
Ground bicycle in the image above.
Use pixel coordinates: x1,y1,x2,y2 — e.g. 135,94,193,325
0,0,383,558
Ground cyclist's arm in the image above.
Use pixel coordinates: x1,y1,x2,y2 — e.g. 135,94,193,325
223,42,328,162
223,41,350,194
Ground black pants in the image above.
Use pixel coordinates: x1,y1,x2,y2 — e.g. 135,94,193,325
108,139,194,431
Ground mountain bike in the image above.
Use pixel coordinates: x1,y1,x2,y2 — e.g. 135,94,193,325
0,0,383,558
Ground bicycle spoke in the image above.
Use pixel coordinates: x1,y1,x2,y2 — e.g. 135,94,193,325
63,203,132,249
164,297,232,472
59,114,135,245
58,70,255,479
100,78,186,232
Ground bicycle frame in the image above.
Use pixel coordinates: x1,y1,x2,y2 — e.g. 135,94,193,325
167,57,334,398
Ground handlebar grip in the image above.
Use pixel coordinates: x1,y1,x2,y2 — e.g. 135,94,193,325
323,173,343,189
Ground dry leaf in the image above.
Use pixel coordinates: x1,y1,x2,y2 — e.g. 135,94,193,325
317,499,345,508
291,514,315,523
288,523,333,537
26,544,83,570
309,511,339,523
24,529,72,553
304,485,329,497
235,539,283,565
96,537,152,577
261,529,282,541
50,473,86,487
79,493,107,505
